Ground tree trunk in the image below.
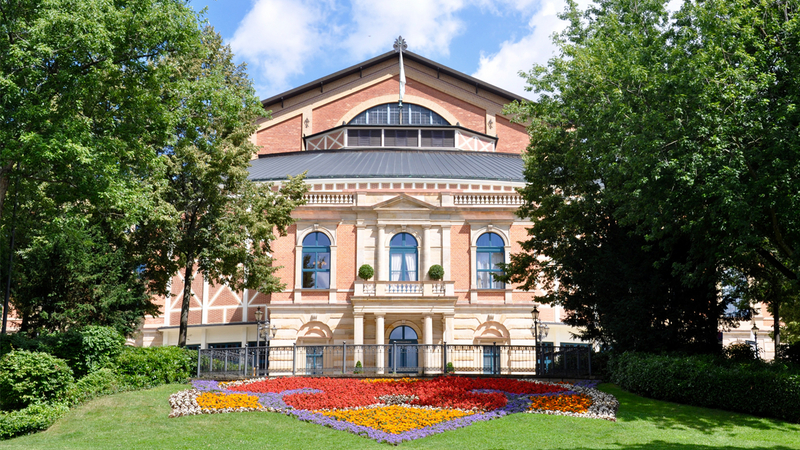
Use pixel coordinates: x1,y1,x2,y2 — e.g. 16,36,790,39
178,257,195,348
773,301,781,354
0,162,14,221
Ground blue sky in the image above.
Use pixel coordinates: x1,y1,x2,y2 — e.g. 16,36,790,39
188,0,592,101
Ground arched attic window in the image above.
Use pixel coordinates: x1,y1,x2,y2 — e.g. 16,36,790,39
349,103,449,125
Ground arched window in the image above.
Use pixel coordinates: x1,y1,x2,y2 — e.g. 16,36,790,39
389,233,418,281
302,232,331,289
349,103,449,125
477,232,505,289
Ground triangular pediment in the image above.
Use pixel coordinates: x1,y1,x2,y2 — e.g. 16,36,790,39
372,194,437,211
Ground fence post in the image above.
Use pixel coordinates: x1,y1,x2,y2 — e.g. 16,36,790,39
392,343,397,374
442,342,447,374
292,343,297,376
342,342,347,374
588,347,592,377
196,349,201,378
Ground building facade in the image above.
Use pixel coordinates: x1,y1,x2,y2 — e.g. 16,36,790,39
137,44,586,362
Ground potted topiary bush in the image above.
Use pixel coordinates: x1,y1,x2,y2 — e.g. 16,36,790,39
428,264,444,281
354,360,363,374
358,264,374,280
445,362,455,374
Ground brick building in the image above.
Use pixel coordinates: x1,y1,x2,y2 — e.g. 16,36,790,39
137,42,589,368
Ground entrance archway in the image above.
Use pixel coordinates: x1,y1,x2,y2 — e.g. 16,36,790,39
388,325,418,373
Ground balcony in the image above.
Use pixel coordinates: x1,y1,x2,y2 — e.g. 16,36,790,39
354,280,455,297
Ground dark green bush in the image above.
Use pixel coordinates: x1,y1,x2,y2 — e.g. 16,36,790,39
49,326,125,377
0,333,45,358
358,264,374,280
0,351,74,410
0,402,69,439
608,352,800,423
427,264,444,280
66,368,124,406
115,346,196,388
723,342,757,362
778,342,800,365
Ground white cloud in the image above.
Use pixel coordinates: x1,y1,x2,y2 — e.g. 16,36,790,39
472,1,567,98
343,0,467,59
229,0,330,94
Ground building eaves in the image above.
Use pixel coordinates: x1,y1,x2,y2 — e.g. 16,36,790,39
260,51,529,109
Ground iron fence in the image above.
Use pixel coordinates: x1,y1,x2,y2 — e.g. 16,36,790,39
197,344,592,379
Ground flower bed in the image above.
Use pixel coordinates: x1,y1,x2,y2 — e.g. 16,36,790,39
168,377,618,444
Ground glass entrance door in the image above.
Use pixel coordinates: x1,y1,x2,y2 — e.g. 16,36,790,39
388,326,418,373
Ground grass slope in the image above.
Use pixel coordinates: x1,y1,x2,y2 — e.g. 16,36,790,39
1,384,799,449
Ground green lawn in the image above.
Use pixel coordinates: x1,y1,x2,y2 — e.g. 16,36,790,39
1,383,799,449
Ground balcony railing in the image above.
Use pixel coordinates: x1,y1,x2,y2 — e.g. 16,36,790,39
197,344,593,379
354,280,455,297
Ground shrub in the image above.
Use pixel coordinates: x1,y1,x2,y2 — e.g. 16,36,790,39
66,368,124,406
115,346,196,389
608,352,800,423
0,350,74,410
358,264,374,281
777,342,800,365
0,402,69,440
49,326,125,377
0,333,44,358
354,360,363,374
428,264,444,280
724,342,757,362
445,362,455,374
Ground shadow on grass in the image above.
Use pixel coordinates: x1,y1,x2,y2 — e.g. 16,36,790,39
602,384,800,435
570,443,797,450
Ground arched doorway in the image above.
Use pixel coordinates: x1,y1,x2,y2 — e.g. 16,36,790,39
388,325,418,373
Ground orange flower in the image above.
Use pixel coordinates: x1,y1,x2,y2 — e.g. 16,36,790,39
529,394,593,414
196,392,261,411
320,405,473,434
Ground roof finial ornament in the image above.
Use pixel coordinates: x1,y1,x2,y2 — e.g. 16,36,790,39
393,36,407,53
394,36,407,106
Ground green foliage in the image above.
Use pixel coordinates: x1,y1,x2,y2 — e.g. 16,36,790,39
608,352,800,423
445,362,455,374
501,0,800,352
10,217,158,337
354,360,363,374
0,402,69,440
427,264,444,281
65,369,124,406
724,343,758,363
0,332,44,357
358,264,374,281
115,346,196,389
0,351,74,410
777,342,800,365
137,27,307,346
48,326,125,377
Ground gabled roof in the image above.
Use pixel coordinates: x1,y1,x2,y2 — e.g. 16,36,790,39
248,149,524,182
260,50,529,108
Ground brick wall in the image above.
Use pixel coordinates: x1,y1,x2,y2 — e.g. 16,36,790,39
312,76,487,133
270,224,296,303
337,223,357,301
496,116,529,154
451,224,471,303
256,114,302,155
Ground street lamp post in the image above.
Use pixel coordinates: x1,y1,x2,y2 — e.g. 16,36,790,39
530,305,550,376
751,323,760,359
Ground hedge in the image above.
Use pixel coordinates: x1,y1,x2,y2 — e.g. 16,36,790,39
0,403,69,440
115,346,197,388
608,352,800,423
0,351,74,410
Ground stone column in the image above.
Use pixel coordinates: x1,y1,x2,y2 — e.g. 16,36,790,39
377,225,387,281
375,314,385,374
424,314,433,372
353,314,364,370
422,225,431,280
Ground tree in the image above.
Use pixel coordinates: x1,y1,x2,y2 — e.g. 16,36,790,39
503,0,800,350
0,0,203,332
137,28,307,347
